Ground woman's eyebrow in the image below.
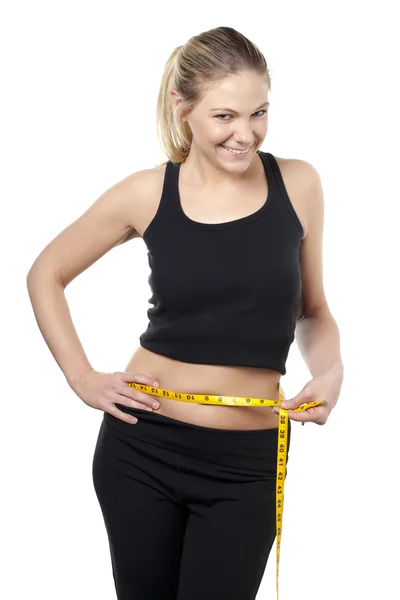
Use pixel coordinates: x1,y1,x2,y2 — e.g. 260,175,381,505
209,101,270,113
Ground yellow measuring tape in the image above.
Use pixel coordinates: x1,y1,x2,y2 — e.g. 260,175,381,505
127,381,323,600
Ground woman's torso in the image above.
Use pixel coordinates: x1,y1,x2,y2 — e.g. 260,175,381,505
123,153,308,430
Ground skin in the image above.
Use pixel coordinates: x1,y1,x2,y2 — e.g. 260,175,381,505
170,70,270,187
29,69,337,430
123,70,327,430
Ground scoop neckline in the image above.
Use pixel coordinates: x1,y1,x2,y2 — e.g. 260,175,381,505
173,150,276,231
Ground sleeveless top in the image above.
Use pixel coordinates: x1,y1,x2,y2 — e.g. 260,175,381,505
139,150,303,375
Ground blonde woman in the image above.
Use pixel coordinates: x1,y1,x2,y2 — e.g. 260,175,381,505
27,26,343,600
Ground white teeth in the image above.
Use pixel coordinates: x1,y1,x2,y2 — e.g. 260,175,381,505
221,145,251,155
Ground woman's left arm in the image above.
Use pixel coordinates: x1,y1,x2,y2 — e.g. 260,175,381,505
295,303,344,388
279,305,344,424
272,160,344,424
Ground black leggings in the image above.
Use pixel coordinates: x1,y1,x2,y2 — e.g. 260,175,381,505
92,404,291,600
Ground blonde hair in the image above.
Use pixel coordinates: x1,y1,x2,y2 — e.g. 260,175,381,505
155,27,271,167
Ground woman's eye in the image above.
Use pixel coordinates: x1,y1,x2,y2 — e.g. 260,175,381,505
216,110,267,121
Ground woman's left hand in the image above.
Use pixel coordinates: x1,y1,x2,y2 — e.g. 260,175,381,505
271,370,343,425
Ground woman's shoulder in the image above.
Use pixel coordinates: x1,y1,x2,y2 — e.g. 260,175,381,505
118,163,168,241
265,153,315,239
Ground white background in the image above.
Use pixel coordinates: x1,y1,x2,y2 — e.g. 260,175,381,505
2,1,399,599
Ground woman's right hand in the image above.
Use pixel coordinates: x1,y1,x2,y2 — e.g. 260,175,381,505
70,369,161,424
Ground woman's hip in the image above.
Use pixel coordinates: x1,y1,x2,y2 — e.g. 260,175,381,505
103,404,291,474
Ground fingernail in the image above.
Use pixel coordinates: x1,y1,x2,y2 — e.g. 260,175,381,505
152,401,160,408
153,380,160,387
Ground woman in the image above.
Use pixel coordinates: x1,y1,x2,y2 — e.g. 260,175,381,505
27,26,344,600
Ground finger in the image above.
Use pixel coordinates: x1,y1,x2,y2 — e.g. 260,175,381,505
118,371,160,387
107,404,139,424
288,406,322,423
285,410,311,424
114,394,157,412
273,405,313,422
118,387,160,409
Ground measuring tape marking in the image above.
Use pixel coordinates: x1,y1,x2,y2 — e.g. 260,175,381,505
126,381,322,600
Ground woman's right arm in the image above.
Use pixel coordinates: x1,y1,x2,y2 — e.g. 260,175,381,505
26,169,146,389
26,168,162,423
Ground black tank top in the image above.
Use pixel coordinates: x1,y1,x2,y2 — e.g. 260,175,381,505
139,150,303,375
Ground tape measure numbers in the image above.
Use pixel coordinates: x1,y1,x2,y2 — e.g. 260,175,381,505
127,381,323,600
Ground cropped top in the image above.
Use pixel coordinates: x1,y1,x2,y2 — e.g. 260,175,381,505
138,150,304,375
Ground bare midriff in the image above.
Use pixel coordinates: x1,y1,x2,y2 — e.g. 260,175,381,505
121,154,307,432
123,346,281,430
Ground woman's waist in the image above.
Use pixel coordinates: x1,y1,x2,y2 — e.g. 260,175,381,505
125,345,282,402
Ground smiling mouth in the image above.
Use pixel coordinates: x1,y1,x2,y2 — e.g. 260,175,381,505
219,143,254,155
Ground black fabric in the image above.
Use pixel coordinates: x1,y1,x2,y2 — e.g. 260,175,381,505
139,150,303,375
93,408,291,599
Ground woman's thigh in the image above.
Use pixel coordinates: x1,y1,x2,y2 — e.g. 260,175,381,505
92,418,188,600
92,406,290,600
175,453,278,600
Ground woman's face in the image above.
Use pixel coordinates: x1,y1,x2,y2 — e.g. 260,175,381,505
173,70,270,167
